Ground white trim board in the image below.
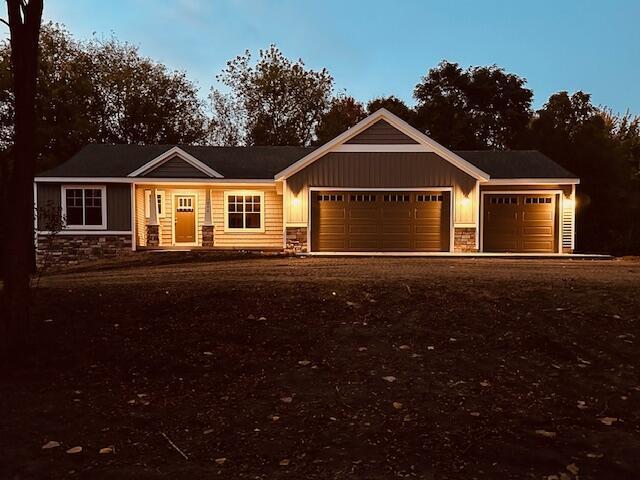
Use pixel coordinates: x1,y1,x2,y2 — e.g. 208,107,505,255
35,177,274,185
128,146,223,178
274,109,490,182
61,184,107,230
485,178,580,185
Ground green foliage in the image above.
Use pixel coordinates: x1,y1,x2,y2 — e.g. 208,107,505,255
529,92,640,254
414,61,533,149
0,23,208,172
315,95,366,145
212,45,333,146
367,96,415,124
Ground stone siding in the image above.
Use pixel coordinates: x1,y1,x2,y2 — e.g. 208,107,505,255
453,227,477,253
202,225,214,247
285,227,308,254
36,234,132,268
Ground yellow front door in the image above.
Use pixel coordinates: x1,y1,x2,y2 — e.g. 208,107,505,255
175,195,196,243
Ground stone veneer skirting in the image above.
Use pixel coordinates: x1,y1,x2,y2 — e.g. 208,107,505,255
285,227,308,254
202,225,215,247
453,227,477,253
36,234,132,268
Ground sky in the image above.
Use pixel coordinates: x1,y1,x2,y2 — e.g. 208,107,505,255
3,0,639,114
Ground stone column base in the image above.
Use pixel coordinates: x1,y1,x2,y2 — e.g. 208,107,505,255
202,225,215,247
454,227,477,253
285,226,308,254
146,224,160,248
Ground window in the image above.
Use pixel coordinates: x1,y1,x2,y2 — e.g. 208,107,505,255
144,190,166,218
417,194,443,202
318,194,343,202
224,192,264,231
525,197,552,204
62,186,106,229
489,196,517,205
350,194,376,202
383,194,410,202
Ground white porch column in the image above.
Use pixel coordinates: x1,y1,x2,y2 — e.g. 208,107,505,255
148,187,159,225
204,189,213,226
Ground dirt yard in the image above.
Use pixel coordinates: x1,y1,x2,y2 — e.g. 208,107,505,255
1,256,639,479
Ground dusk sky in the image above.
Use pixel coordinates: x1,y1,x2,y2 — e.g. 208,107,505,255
4,0,639,113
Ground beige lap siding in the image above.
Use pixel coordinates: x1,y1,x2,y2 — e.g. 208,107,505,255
134,185,283,249
212,188,283,249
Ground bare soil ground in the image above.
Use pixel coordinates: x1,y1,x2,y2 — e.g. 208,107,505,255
1,255,640,479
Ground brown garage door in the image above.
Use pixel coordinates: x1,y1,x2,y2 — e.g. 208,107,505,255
311,191,450,252
483,193,558,253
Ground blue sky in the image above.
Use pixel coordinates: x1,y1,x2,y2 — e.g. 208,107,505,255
4,0,640,113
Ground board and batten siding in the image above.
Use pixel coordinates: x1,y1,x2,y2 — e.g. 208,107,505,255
345,119,418,144
36,182,131,231
134,185,283,249
142,157,209,178
284,151,478,226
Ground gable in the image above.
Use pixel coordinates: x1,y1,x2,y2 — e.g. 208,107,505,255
345,119,418,145
141,155,210,178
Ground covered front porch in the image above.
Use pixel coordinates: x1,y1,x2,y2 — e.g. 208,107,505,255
133,184,284,250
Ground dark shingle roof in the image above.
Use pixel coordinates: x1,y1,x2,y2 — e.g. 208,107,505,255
455,150,577,179
38,144,577,180
38,144,316,179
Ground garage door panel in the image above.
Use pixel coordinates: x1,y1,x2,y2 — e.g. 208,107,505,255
312,190,449,252
483,194,557,253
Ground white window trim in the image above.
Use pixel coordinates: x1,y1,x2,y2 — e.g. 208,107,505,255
144,189,166,218
61,185,107,230
223,191,266,233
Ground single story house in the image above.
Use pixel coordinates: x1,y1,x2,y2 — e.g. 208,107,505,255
34,109,579,265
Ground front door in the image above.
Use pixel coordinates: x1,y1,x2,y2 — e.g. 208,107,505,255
175,195,196,244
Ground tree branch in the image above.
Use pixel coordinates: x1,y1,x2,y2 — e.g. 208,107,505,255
0,18,10,28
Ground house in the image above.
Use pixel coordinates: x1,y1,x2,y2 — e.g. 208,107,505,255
34,109,579,265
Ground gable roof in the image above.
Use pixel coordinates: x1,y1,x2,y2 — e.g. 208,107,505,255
128,146,223,178
274,109,491,181
455,150,578,179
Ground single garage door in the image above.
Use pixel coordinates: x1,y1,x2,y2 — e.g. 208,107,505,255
311,190,450,252
483,193,558,253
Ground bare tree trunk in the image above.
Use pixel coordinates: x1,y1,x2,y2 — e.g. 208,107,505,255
1,0,43,360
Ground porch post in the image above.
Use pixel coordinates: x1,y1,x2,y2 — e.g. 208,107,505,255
146,187,160,248
202,189,214,247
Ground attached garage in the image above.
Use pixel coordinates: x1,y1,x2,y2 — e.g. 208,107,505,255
482,193,558,253
311,190,451,252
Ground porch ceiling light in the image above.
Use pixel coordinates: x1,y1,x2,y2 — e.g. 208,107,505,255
291,196,301,207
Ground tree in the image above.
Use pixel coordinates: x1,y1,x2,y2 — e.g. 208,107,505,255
367,96,415,124
414,61,533,149
0,23,208,173
211,45,334,146
529,91,640,254
315,95,366,145
207,90,245,146
1,0,44,358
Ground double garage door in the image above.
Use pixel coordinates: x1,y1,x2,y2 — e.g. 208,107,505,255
483,193,558,253
311,190,450,252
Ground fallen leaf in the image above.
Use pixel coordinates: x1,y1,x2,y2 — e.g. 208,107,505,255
42,441,60,449
427,346,435,350
599,417,618,426
203,429,214,435
279,459,290,466
586,452,604,458
358,347,367,352
382,376,397,383
577,400,587,410
566,463,579,475
398,345,410,350
66,446,82,454
203,351,213,356
215,457,227,465
258,316,267,321
535,430,557,438
480,381,491,387
280,396,293,403
298,360,311,366
99,446,114,454
470,411,481,417
392,402,403,410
